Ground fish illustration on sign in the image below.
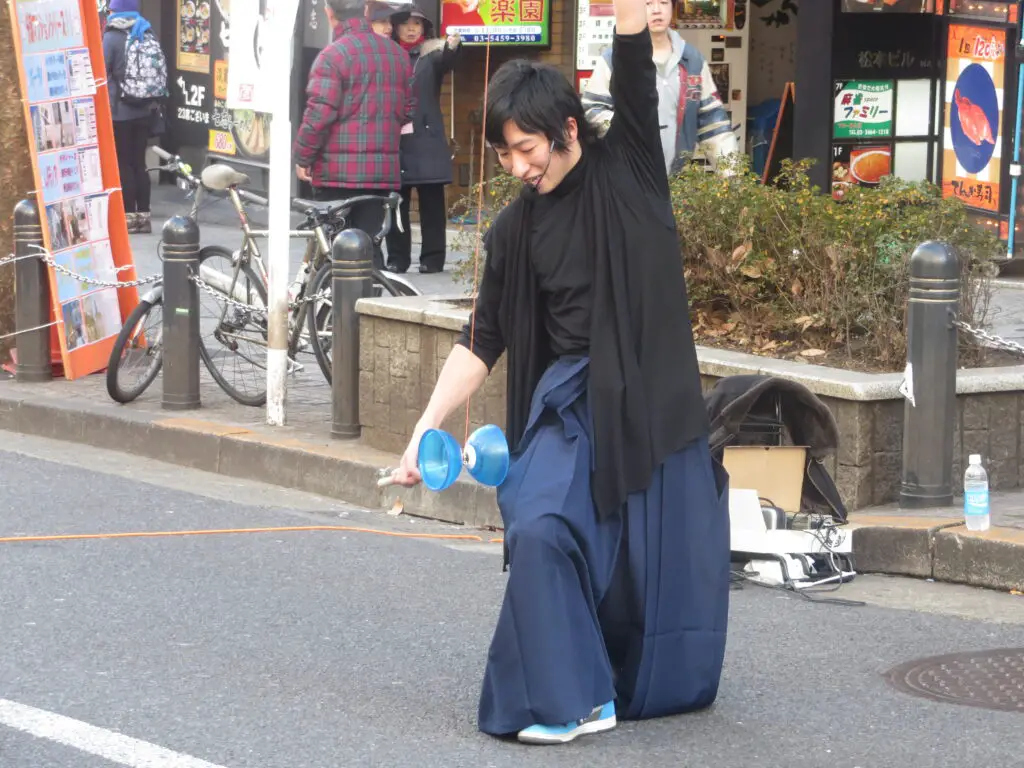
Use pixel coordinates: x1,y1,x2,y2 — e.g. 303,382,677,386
954,88,995,146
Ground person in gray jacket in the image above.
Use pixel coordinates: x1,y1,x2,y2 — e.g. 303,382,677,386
581,0,737,176
102,0,162,233
385,5,461,274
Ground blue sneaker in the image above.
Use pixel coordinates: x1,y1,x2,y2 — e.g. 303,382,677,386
516,701,617,744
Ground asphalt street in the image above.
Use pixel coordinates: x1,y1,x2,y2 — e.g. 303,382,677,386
2,433,1024,768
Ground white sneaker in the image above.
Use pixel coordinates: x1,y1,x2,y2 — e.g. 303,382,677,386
516,701,617,745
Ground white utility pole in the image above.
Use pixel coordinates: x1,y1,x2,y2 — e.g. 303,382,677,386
227,0,302,426
263,0,301,426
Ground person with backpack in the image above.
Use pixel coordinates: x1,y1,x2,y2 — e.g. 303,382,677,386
103,0,168,234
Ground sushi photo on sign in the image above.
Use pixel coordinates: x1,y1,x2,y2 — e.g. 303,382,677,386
949,64,999,175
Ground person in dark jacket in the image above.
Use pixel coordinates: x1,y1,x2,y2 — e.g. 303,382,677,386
295,0,416,270
102,0,161,233
384,6,460,274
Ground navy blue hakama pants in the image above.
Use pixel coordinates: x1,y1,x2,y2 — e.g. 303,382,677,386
477,356,731,736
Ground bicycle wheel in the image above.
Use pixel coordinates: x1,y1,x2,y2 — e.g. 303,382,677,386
376,270,422,297
308,261,334,383
195,245,269,407
106,295,163,404
307,262,421,384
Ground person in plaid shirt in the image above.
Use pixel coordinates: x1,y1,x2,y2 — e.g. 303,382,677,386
294,0,416,269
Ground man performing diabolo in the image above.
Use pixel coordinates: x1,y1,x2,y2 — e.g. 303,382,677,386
384,0,731,745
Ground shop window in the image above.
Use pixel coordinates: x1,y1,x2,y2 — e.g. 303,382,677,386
893,140,930,181
895,79,933,137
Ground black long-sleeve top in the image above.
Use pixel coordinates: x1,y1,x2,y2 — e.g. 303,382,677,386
456,29,709,518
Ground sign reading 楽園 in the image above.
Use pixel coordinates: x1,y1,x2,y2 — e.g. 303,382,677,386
832,80,894,139
441,0,550,46
941,24,1006,213
10,0,139,380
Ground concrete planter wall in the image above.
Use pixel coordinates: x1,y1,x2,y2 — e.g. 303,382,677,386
356,295,1024,511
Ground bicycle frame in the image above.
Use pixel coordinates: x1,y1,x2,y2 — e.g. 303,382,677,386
155,147,416,379
200,187,334,367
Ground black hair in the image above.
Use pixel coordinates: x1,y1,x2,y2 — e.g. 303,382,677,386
484,60,596,151
391,11,434,37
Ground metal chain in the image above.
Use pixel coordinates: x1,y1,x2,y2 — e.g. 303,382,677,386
188,270,330,315
952,319,1024,357
0,253,41,268
36,250,162,289
0,320,61,342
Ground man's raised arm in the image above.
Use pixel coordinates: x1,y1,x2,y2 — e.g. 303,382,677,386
605,0,668,195
613,0,647,35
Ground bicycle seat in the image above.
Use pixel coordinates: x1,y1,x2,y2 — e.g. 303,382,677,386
201,164,251,191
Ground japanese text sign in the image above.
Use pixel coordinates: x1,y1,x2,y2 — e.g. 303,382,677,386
9,0,139,379
941,24,1006,213
833,80,894,139
441,0,550,45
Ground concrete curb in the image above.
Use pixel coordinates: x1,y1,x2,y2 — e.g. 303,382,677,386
847,514,1024,592
2,385,1024,592
0,387,502,532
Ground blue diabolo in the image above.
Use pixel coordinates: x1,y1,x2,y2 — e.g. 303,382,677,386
417,425,510,491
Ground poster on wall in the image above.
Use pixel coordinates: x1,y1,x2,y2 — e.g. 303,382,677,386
941,24,1005,213
177,0,213,74
206,0,275,164
226,0,300,113
441,0,550,45
833,80,894,139
576,0,614,71
830,143,892,200
10,0,138,379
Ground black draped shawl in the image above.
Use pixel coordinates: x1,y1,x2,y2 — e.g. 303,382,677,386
457,29,708,519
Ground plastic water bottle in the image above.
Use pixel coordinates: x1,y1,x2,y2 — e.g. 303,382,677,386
964,454,990,532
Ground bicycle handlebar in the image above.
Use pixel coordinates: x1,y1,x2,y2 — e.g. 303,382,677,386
150,146,201,189
287,192,402,244
150,146,402,243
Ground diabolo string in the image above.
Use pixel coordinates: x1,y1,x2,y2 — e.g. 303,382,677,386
463,37,492,447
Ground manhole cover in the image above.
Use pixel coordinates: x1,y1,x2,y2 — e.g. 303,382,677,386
884,648,1024,713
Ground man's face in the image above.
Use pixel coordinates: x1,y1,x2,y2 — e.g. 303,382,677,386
493,118,578,195
372,18,392,35
325,5,337,27
398,17,423,42
646,0,672,33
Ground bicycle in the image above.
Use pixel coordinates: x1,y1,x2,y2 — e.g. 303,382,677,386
106,147,421,405
105,151,206,404
189,159,418,405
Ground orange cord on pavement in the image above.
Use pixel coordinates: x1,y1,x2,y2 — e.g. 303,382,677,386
0,525,494,544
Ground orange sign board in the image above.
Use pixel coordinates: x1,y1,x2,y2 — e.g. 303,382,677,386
9,0,139,379
941,24,1006,214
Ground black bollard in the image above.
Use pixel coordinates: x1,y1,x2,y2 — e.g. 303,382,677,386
331,228,373,439
161,216,201,411
900,241,960,509
13,198,51,382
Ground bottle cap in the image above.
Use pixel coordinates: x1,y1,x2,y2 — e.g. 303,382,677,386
969,454,981,464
